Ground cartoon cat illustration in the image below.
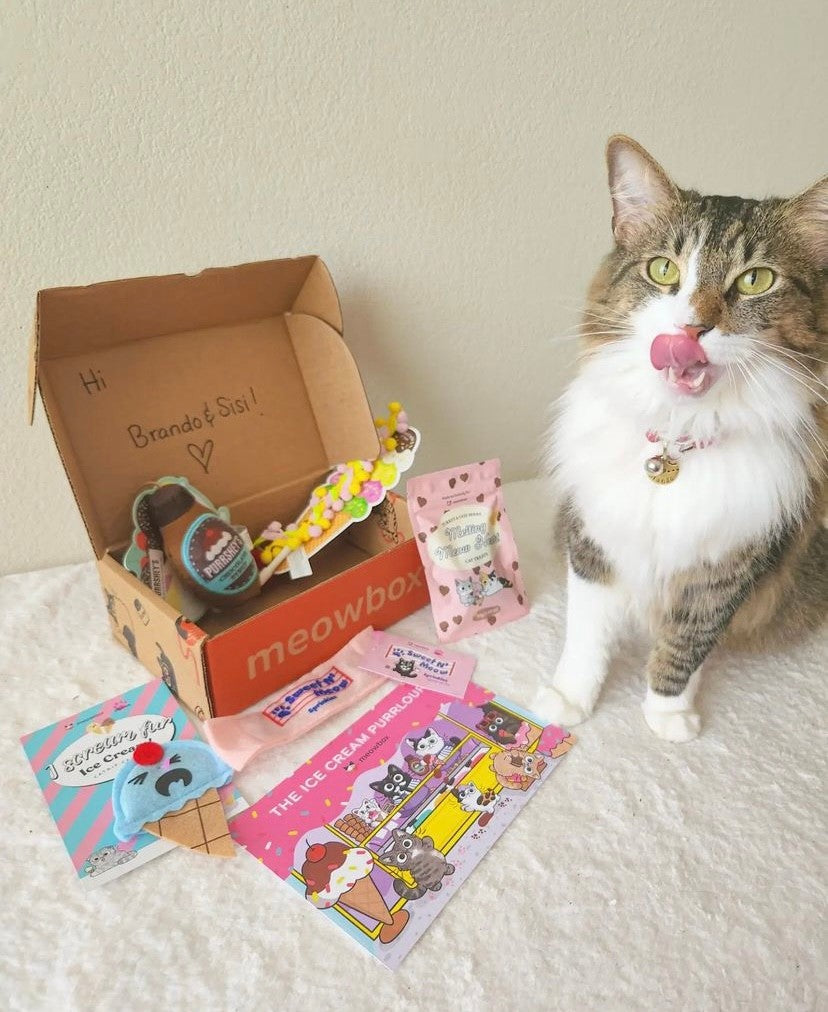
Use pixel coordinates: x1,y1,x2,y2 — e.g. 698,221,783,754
491,747,548,791
406,727,459,762
451,783,498,826
479,566,513,597
476,704,523,745
353,798,385,828
369,764,416,806
156,643,177,694
383,829,455,900
393,658,417,678
84,845,136,877
455,577,482,608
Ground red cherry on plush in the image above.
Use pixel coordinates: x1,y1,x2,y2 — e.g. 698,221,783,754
133,741,164,766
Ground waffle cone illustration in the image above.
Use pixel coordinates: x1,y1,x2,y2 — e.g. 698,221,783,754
143,787,235,858
302,841,409,944
341,874,409,942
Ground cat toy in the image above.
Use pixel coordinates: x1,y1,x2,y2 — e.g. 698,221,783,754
255,402,420,584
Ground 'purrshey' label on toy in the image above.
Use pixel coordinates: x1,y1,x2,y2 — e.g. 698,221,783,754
360,630,476,698
181,514,258,596
263,668,355,726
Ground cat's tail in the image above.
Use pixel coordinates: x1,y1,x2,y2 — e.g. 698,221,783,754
393,879,428,901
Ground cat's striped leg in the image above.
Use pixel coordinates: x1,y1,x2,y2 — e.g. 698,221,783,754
643,574,741,742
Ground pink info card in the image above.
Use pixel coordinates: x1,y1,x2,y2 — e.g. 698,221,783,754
359,630,476,698
230,681,575,969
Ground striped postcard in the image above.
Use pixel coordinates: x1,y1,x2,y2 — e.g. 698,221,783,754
21,678,241,887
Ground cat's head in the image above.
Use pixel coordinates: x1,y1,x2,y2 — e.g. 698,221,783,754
355,798,380,818
87,846,115,869
583,135,826,426
405,727,441,755
476,705,517,740
383,829,431,868
369,764,411,799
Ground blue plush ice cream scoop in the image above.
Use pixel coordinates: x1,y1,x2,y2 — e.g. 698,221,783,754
112,739,233,841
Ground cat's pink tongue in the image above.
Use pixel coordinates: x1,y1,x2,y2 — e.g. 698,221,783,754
650,332,708,372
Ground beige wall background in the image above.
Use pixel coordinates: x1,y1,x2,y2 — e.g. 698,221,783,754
2,0,825,575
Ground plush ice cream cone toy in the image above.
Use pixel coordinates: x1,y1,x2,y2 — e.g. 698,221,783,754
112,740,235,858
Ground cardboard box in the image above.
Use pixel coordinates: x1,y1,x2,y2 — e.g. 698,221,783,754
29,256,428,717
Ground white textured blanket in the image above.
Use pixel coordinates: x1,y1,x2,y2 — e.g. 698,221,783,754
2,480,825,1010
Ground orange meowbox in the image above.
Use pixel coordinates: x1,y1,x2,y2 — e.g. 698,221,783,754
28,256,428,717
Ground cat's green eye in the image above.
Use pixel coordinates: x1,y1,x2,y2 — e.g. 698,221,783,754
735,267,775,296
647,257,680,286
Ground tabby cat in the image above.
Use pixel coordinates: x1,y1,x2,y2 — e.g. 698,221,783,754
536,135,826,742
383,829,455,900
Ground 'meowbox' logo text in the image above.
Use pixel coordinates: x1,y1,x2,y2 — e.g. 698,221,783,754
247,570,423,681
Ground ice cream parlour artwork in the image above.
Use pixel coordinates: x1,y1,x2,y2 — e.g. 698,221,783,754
230,682,575,969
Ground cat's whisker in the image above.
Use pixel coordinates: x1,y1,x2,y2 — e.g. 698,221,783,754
742,337,826,367
740,360,826,472
546,295,632,324
741,339,828,388
746,349,828,404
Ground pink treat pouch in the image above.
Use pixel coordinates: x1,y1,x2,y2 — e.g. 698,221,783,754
407,459,529,642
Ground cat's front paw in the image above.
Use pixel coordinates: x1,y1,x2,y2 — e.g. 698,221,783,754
643,706,701,743
532,685,588,727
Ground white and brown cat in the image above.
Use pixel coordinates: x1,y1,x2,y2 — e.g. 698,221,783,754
536,136,826,742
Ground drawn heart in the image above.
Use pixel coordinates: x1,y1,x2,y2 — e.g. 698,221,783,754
417,496,427,507
512,561,519,570
476,494,484,502
187,440,214,474
439,586,449,596
472,566,480,574
430,525,437,533
439,621,449,632
452,615,462,625
494,477,501,487
448,478,456,488
417,533,427,543
487,615,497,625
460,473,469,482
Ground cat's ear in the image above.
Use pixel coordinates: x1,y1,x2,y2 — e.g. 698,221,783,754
606,135,678,246
789,174,828,268
405,738,415,748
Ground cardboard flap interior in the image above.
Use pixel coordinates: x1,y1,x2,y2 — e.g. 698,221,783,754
32,257,379,557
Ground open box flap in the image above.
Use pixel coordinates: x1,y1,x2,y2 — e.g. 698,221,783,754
29,256,378,558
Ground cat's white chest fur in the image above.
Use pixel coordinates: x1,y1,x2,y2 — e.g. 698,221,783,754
553,362,810,605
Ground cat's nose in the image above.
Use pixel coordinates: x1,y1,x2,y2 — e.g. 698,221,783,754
681,325,710,342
